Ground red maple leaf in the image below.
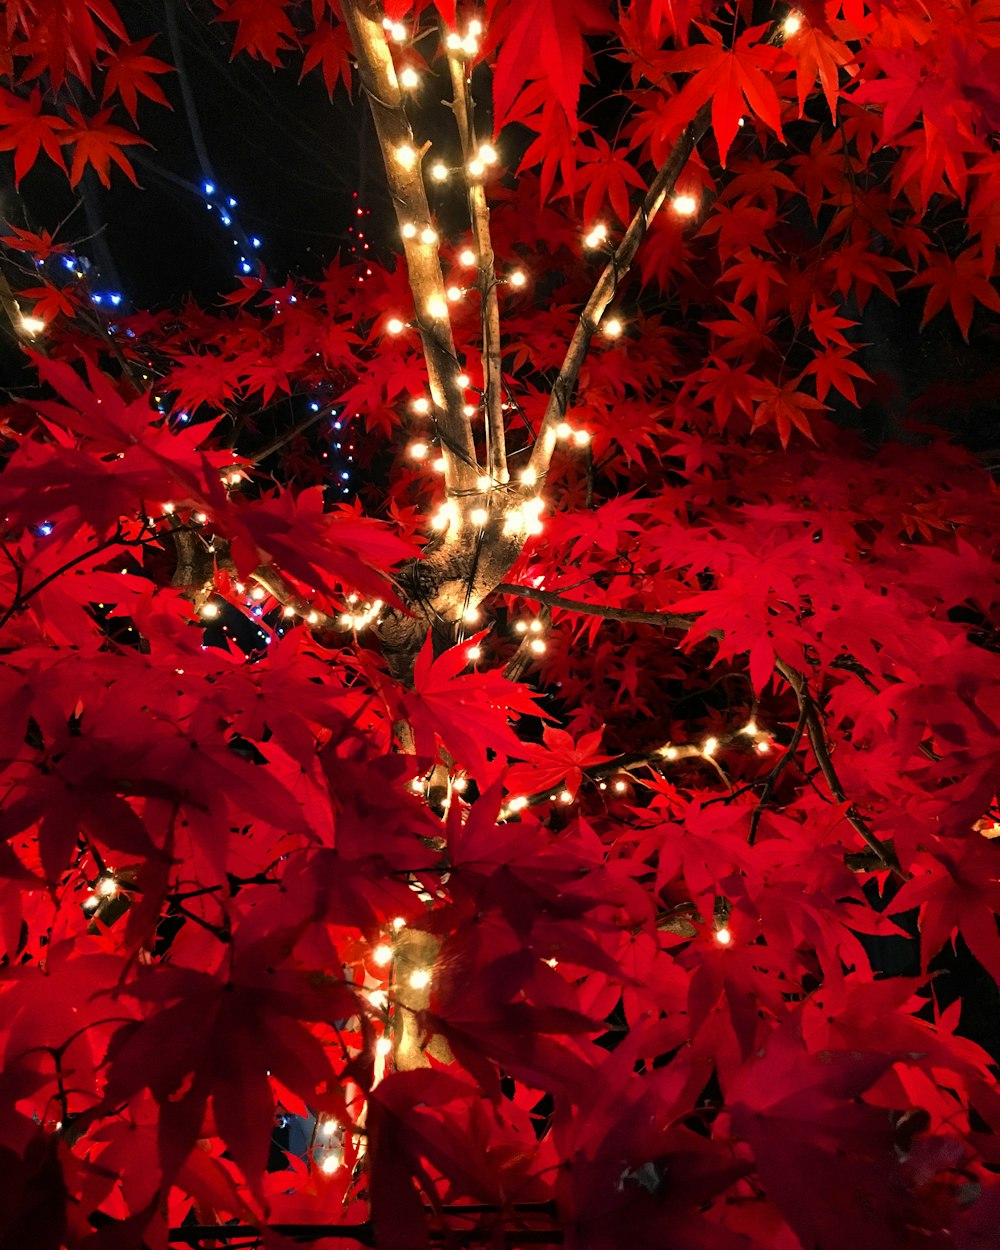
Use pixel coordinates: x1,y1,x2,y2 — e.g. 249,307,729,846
0,87,69,185
62,106,149,188
100,36,173,122
905,246,1000,341
506,725,612,799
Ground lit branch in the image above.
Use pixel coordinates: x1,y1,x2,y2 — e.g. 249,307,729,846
445,50,507,484
526,103,712,483
340,0,479,493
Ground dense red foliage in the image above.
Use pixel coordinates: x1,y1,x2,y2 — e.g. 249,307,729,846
1,2,999,1248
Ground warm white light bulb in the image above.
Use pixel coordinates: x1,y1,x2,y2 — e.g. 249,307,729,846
446,31,463,50
614,779,627,793
573,429,591,446
509,270,526,287
509,795,528,811
402,222,417,238
529,619,543,633
409,441,429,459
400,67,419,88
756,740,771,754
427,296,448,318
478,143,497,165
462,34,478,54
396,144,417,168
529,638,546,655
412,396,430,414
20,315,45,335
459,248,477,265
375,1036,393,1057
420,227,438,245
307,611,319,625
320,1153,340,1175
431,162,449,182
556,422,572,439
463,606,480,623
372,943,393,966
467,644,482,660
282,606,295,618
456,372,470,387
432,456,446,472
782,12,802,34
715,926,733,946
743,720,759,736
389,22,407,42
515,620,528,634
464,403,477,417
603,318,623,338
387,317,405,334
409,968,432,990
672,193,698,217
447,285,463,301
703,736,719,757
470,507,488,526
468,158,485,178
558,790,572,804
520,466,537,486
200,602,220,619
663,745,679,760
468,18,483,36
97,875,118,897
250,586,266,601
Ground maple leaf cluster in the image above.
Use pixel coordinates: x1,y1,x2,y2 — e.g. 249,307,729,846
1,2,1000,1250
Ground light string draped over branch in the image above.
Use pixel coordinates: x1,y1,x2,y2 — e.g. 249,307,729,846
340,0,479,493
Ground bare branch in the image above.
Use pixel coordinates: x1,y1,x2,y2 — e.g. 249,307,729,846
340,0,479,492
526,103,711,482
495,581,700,633
445,51,507,484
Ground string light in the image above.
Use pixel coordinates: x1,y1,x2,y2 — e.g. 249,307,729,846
556,422,572,439
409,968,432,990
603,318,623,338
703,737,719,757
558,790,572,804
200,602,220,619
468,18,483,36
395,144,417,169
782,12,802,34
399,67,420,88
509,270,526,287
456,372,470,387
584,223,608,248
672,193,698,217
515,621,529,634
409,441,429,459
462,606,480,623
250,586,266,601
464,403,477,417
614,779,627,793
375,1036,393,1057
307,611,319,625
529,638,546,655
742,721,759,736
509,796,528,811
446,32,463,50
412,396,430,414
470,507,488,526
389,22,407,43
477,474,492,490
427,296,448,318
368,989,389,1008
459,248,476,265
520,467,537,486
662,745,679,760
372,943,393,966
432,455,446,472
19,314,45,335
392,916,407,931
402,222,417,238
387,317,405,334
462,33,479,54
447,286,463,301
468,157,485,178
431,162,449,182
573,429,591,446
282,606,295,619
420,226,438,245
320,1154,340,1175
478,143,498,165
452,777,468,792
715,927,733,946
320,1117,337,1137
97,874,118,897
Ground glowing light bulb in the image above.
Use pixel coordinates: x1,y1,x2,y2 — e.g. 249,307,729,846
529,638,546,655
614,779,627,793
372,943,393,966
478,143,497,165
97,875,118,897
432,456,446,472
556,422,572,439
375,1036,393,1057
430,162,449,182
462,34,478,54
603,318,623,338
509,796,528,811
463,606,480,623
672,193,698,217
320,1117,337,1137
163,502,175,514
412,396,430,414
420,226,438,245
524,495,545,517
427,296,448,318
446,31,463,50
194,512,208,524
477,475,491,490
663,745,679,760
402,222,417,238
430,506,451,530
783,12,802,34
715,927,733,946
509,270,526,287
468,158,485,178
520,466,537,487
282,606,295,619
369,989,388,1008
529,619,543,633
447,285,463,302
558,790,572,804
453,777,468,792
387,317,405,334
470,507,488,526
400,66,419,88
409,441,429,460
756,740,771,754
392,916,407,931
742,720,759,736
200,602,220,619
20,315,45,335
409,968,432,990
456,372,470,387
703,736,719,757
584,223,608,248
250,586,266,601
515,621,528,634
468,19,483,36
573,429,591,447
320,1153,340,1175
307,611,319,625
395,144,417,169
459,248,477,265
464,403,477,417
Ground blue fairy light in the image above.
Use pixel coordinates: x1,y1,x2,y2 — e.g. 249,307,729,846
204,180,215,195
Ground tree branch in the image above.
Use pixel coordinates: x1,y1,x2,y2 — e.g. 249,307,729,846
495,581,700,633
445,50,507,484
340,0,479,493
526,103,711,482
